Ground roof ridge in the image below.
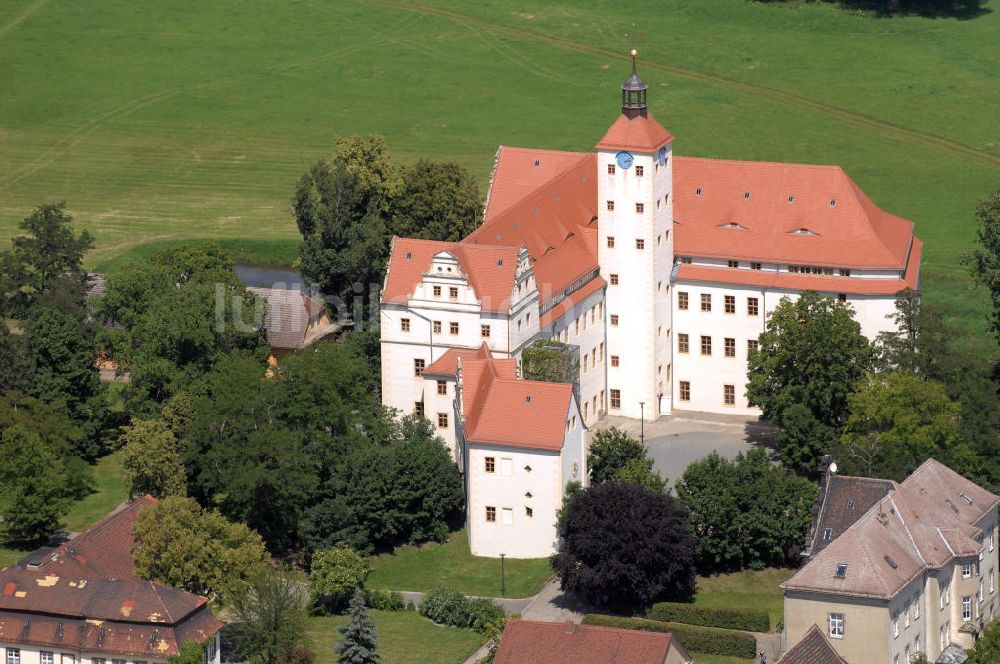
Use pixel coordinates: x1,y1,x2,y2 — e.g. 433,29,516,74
675,155,843,170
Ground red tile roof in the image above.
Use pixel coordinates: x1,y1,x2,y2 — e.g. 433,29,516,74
595,113,674,153
423,345,495,378
458,347,571,451
37,496,157,580
381,238,521,313
494,620,675,664
539,276,605,329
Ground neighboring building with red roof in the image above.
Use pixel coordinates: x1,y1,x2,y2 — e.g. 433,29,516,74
781,460,999,663
246,287,338,365
493,619,692,664
380,50,921,424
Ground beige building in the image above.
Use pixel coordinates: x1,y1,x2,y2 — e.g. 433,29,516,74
783,459,999,663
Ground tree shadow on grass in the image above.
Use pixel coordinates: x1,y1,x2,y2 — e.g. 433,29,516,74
759,0,990,20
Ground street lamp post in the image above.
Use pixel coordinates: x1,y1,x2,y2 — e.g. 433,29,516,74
639,401,645,444
500,553,506,597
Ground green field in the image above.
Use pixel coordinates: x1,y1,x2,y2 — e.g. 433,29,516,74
1,0,998,339
305,610,485,664
694,568,792,632
62,450,128,532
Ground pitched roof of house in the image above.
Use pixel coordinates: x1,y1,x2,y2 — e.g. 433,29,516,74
458,344,571,451
247,287,333,350
32,496,158,580
595,113,674,153
423,345,494,378
777,624,848,664
493,620,676,664
810,474,894,557
381,238,521,313
783,460,999,600
0,569,222,658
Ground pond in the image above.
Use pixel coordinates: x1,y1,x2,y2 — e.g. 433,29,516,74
235,264,306,291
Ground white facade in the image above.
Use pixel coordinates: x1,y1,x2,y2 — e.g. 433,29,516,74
0,634,221,664
543,286,608,426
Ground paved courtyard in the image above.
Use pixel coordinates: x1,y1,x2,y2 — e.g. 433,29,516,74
596,411,778,485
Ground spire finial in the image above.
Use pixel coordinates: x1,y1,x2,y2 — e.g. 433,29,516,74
620,48,647,119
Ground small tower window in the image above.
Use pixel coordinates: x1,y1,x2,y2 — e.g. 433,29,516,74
635,165,644,177
610,274,619,286
607,236,615,248
635,203,644,213
608,164,616,175
607,200,615,211
636,239,645,250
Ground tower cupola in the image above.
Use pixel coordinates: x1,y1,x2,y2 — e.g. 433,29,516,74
621,49,647,119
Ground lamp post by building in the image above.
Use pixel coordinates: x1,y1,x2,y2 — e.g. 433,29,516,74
639,401,645,444
500,553,506,597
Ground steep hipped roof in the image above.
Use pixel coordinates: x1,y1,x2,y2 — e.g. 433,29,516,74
595,113,674,153
673,157,915,270
381,238,521,313
33,496,158,580
494,620,676,664
784,460,999,600
423,345,494,378
810,475,893,558
247,287,332,350
777,624,849,664
459,345,571,451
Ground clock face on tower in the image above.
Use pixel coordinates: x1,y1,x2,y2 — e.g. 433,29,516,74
657,147,668,166
615,151,634,170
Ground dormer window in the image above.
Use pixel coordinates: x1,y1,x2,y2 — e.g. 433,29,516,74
719,222,748,230
743,192,750,200
497,259,503,267
534,159,540,167
787,196,794,203
790,228,819,236
830,199,837,207
960,491,973,505
405,251,412,259
835,564,848,578
823,528,833,541
695,188,702,196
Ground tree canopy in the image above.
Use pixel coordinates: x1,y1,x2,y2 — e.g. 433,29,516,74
228,567,311,664
0,426,71,545
587,427,665,491
121,419,187,499
336,589,381,664
309,544,371,613
967,187,1000,347
552,482,696,611
520,340,579,385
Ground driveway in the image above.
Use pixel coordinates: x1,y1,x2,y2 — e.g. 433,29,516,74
596,412,777,485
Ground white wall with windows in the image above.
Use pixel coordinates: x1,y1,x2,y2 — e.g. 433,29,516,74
0,635,220,664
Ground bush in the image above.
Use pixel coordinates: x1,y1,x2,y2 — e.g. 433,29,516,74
309,544,371,614
419,587,506,633
365,589,405,611
648,603,769,633
582,614,756,660
284,647,315,664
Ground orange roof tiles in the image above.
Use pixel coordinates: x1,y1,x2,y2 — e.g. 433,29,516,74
494,619,675,664
595,113,674,153
381,238,521,313
423,346,492,378
539,276,605,328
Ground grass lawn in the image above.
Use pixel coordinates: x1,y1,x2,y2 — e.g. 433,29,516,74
694,569,793,632
1,0,998,345
305,610,485,664
368,530,552,598
62,450,128,533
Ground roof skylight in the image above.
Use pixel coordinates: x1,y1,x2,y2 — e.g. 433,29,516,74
835,564,848,578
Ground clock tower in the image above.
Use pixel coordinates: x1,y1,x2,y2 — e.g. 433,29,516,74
597,51,674,421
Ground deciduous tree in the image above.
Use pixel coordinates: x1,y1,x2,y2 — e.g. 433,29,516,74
966,187,1000,347
587,427,645,484
335,589,381,664
776,403,834,476
309,544,371,613
521,340,579,385
552,482,696,611
967,619,1000,664
391,160,481,242
0,426,70,545
121,419,187,499
229,567,310,664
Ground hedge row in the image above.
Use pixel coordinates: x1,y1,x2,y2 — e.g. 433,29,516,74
582,614,756,660
649,602,769,633
419,587,506,634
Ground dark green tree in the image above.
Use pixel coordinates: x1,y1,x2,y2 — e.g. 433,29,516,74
777,403,835,476
229,567,310,664
335,588,381,664
0,426,70,545
746,291,872,429
966,187,1000,347
120,419,187,499
587,427,646,483
676,449,817,572
167,642,206,664
520,340,579,385
0,202,92,318
390,160,481,242
308,544,371,613
0,321,30,394
552,482,696,611
967,619,1000,664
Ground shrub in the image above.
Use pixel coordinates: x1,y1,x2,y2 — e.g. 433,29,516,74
309,544,371,614
648,603,769,632
582,614,756,660
419,587,506,633
365,589,405,611
284,647,315,664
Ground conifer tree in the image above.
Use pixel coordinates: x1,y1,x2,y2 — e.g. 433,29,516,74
335,589,380,664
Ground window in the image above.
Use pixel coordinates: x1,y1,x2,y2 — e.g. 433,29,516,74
607,164,616,175
501,508,513,525
437,412,448,428
838,293,847,302
606,200,615,211
414,401,424,417
751,262,762,271
724,295,735,314
486,506,496,522
836,564,848,578
526,506,533,517
611,355,620,367
607,236,615,248
679,256,693,264
414,359,425,376
610,389,621,410
636,238,645,250
679,381,690,401
433,285,441,297
449,287,458,299
904,601,910,627
41,654,53,664
481,324,491,338
678,334,689,353
748,339,759,354
583,355,588,372
747,297,759,316
635,203,644,213
914,596,920,619
485,457,495,473
829,613,844,639
635,165,644,176
436,380,447,395
610,314,619,327
610,274,619,286
6,650,18,664
963,596,972,621
433,320,442,334
727,260,739,268
400,318,410,332
600,342,605,360
893,612,899,637
700,293,711,312
964,561,973,578
678,292,689,310
823,528,833,541
449,321,459,335
500,458,513,476
723,384,735,406
724,337,735,357
990,569,995,593
112,660,125,664
700,335,712,356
